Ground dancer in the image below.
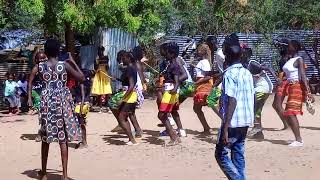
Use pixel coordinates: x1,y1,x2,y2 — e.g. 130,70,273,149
117,52,143,145
279,39,313,147
27,39,84,180
272,42,290,130
132,46,146,108
215,34,255,180
92,46,112,113
193,43,214,134
74,69,93,149
158,42,182,146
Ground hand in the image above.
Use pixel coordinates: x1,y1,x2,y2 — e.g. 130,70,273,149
221,126,229,146
169,88,177,94
27,98,33,107
307,93,315,103
143,84,147,92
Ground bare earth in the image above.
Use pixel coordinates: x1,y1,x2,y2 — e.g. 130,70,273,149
0,95,320,180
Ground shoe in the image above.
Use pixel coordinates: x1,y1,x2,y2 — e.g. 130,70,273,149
316,93,320,96
135,131,143,139
178,129,187,137
126,141,139,146
247,128,264,139
288,141,303,147
168,116,176,126
159,130,169,137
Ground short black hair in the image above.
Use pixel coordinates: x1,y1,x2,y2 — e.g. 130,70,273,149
98,46,105,53
166,42,179,58
206,36,217,45
132,46,144,61
123,52,136,63
44,39,61,58
223,33,241,63
289,39,302,52
117,50,126,63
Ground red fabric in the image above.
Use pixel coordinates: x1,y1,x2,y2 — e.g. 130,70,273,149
67,78,76,89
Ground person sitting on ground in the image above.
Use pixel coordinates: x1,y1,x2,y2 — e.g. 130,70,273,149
4,72,20,115
309,74,320,96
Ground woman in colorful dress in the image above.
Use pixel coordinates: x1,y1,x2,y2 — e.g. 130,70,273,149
193,44,214,134
92,46,113,113
28,39,85,180
279,40,313,147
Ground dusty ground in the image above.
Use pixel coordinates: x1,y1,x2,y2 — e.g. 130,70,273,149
0,95,320,180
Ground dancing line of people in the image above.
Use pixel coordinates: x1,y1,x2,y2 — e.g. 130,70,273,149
24,33,316,180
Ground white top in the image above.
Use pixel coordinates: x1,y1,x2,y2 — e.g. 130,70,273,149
215,48,225,73
283,57,301,81
17,80,28,93
136,72,143,91
254,72,273,93
196,59,211,78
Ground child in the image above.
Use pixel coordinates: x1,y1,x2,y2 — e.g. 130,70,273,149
74,69,93,149
4,72,20,115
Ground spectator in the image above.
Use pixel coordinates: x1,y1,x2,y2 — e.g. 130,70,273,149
4,72,20,115
309,74,320,96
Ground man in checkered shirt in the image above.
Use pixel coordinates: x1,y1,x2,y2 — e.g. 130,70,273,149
215,33,255,180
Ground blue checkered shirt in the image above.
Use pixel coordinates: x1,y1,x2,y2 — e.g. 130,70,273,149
221,63,255,128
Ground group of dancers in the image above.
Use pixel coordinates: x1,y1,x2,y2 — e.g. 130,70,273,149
26,33,315,179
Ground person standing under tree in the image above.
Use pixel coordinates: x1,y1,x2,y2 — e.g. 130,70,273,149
215,34,255,180
28,39,85,180
92,46,113,113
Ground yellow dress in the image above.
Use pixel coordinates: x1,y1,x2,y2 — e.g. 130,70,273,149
91,63,112,95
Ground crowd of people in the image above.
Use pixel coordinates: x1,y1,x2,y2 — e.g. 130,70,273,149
1,33,318,180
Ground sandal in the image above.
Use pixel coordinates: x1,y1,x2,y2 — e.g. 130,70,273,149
164,138,182,147
38,170,48,180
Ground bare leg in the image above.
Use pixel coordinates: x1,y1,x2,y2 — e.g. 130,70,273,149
272,95,289,130
158,112,179,142
193,104,211,132
212,106,223,120
118,112,136,143
128,113,143,137
98,95,102,112
171,110,183,130
287,115,302,142
40,142,49,180
59,143,68,180
81,124,88,147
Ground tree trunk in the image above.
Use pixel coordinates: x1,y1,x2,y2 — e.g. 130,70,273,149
65,22,76,60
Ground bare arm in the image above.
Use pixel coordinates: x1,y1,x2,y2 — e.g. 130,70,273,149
295,58,310,94
222,96,237,145
170,74,180,94
28,65,39,105
261,65,281,83
80,83,85,114
65,62,85,82
195,76,212,85
176,57,188,82
136,62,146,83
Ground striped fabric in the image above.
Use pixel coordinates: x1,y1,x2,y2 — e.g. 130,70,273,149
280,81,306,116
159,91,179,112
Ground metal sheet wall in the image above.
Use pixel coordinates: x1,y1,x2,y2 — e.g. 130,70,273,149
96,28,139,91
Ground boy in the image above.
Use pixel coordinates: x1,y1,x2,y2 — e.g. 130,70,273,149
75,69,93,149
215,34,255,180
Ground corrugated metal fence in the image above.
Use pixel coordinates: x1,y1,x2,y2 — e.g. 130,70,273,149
95,28,139,91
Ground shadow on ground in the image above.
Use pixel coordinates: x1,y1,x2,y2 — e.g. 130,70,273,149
20,134,38,141
186,129,218,144
21,169,75,180
248,138,288,145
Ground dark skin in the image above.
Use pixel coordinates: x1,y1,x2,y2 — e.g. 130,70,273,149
284,41,312,142
193,48,212,133
117,60,142,144
28,53,85,180
76,83,88,148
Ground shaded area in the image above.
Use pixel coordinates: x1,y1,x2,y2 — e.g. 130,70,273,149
143,130,165,146
1,119,25,123
248,138,288,145
102,134,127,146
21,169,74,180
20,134,38,141
300,126,320,131
186,129,218,144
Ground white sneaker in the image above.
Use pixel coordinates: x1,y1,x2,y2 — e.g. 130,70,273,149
316,93,320,96
288,141,303,147
126,141,139,146
178,129,187,137
168,116,176,126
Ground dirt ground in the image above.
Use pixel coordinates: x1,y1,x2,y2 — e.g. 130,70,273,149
0,95,320,180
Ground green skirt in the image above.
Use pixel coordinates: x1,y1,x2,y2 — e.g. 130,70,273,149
108,91,125,110
179,81,195,98
207,87,222,108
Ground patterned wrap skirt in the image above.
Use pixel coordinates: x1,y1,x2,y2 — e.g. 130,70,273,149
39,88,82,144
207,86,222,108
179,81,195,99
194,79,213,106
277,80,306,116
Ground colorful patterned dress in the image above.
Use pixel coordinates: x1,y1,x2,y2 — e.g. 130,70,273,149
38,61,82,143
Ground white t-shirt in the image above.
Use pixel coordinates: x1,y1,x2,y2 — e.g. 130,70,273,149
179,56,192,82
253,72,273,93
17,80,28,94
215,48,225,73
196,59,211,78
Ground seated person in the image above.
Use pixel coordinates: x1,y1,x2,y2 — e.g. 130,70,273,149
309,74,320,95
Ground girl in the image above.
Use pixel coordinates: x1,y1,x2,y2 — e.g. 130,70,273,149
4,72,20,115
117,52,143,145
28,39,85,180
158,43,182,146
279,40,313,147
193,44,214,134
92,46,113,113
